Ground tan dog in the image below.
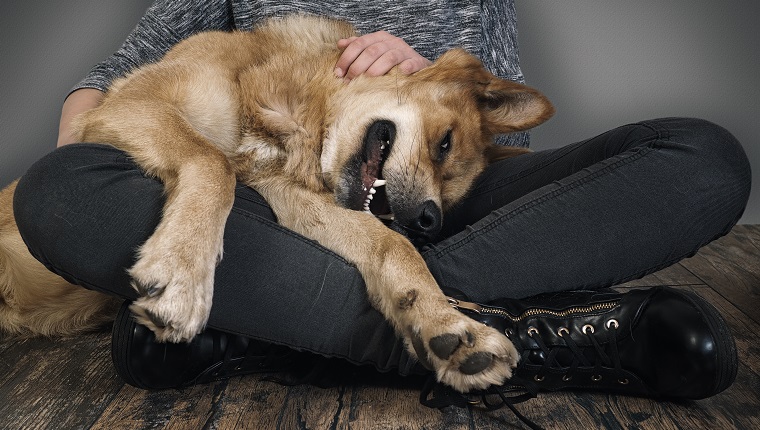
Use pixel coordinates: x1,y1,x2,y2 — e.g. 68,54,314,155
0,15,553,392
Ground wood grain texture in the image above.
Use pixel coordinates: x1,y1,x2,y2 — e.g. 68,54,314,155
2,226,760,429
679,225,760,325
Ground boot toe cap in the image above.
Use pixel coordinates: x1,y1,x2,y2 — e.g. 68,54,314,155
623,288,737,399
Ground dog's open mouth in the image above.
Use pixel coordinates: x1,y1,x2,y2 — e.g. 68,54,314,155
358,120,395,221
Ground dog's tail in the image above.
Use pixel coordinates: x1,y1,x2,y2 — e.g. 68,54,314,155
0,180,118,337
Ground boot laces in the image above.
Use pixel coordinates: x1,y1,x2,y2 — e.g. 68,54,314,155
527,321,622,383
420,374,542,429
419,322,622,430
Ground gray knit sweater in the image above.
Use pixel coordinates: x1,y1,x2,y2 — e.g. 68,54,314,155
75,0,527,146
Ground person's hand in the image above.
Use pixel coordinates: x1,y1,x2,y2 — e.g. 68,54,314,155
57,88,104,147
335,31,432,81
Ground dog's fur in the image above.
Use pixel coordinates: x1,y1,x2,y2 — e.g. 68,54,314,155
0,16,553,392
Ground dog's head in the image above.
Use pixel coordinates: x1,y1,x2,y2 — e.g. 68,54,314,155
321,48,554,246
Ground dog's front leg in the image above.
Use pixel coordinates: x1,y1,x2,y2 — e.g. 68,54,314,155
257,182,518,392
78,102,236,343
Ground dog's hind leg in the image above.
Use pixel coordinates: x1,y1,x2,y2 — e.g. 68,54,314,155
0,181,118,337
254,178,519,393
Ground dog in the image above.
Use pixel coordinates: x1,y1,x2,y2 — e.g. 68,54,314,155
0,15,553,392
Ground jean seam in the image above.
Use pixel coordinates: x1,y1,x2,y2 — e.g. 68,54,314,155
469,120,666,198
233,185,273,211
430,146,657,259
432,120,673,259
468,143,589,198
635,118,669,143
23,246,137,301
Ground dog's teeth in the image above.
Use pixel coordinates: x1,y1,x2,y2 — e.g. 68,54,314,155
367,194,374,201
380,144,386,150
377,213,395,221
369,187,376,195
373,179,386,187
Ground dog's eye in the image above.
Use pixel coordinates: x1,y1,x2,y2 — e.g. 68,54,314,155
437,131,452,162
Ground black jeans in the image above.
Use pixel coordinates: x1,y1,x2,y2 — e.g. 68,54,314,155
13,118,752,375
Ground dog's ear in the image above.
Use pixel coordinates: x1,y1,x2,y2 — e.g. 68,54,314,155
485,145,531,164
420,49,554,135
478,79,554,135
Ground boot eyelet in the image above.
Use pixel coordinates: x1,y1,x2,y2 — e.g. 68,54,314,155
527,327,539,337
562,375,573,382
582,324,595,334
534,374,545,382
618,378,629,385
557,327,570,337
606,319,619,329
591,375,602,382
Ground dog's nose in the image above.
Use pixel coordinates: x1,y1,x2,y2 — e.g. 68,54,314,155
405,200,442,244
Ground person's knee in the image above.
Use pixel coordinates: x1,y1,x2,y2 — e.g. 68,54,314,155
15,144,160,258
13,147,74,245
665,117,748,184
16,145,104,237
12,144,164,297
649,117,751,222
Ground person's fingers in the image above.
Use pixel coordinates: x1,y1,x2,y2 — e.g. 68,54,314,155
335,31,394,77
335,31,433,80
397,56,433,75
362,48,432,77
336,36,358,49
347,40,403,78
355,44,432,78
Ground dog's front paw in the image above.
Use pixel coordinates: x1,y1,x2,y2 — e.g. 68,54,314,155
129,295,209,344
409,310,518,392
127,250,216,343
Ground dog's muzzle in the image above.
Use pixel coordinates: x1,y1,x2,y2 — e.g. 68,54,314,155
391,200,442,248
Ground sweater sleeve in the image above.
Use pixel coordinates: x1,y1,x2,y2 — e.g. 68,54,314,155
481,0,530,147
71,0,235,94
480,0,523,83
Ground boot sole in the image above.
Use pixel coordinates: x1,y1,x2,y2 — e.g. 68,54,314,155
111,300,151,389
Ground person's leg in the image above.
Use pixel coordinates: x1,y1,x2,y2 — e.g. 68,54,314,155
13,117,751,377
417,117,749,406
424,117,751,300
14,144,412,373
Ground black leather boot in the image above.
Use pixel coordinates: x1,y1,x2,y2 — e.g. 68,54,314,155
423,286,737,410
111,300,300,389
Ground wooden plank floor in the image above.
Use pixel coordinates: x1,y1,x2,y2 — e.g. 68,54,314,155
2,225,760,429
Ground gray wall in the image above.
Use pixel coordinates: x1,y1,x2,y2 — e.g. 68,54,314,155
2,1,758,222
0,0,153,186
516,0,759,223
